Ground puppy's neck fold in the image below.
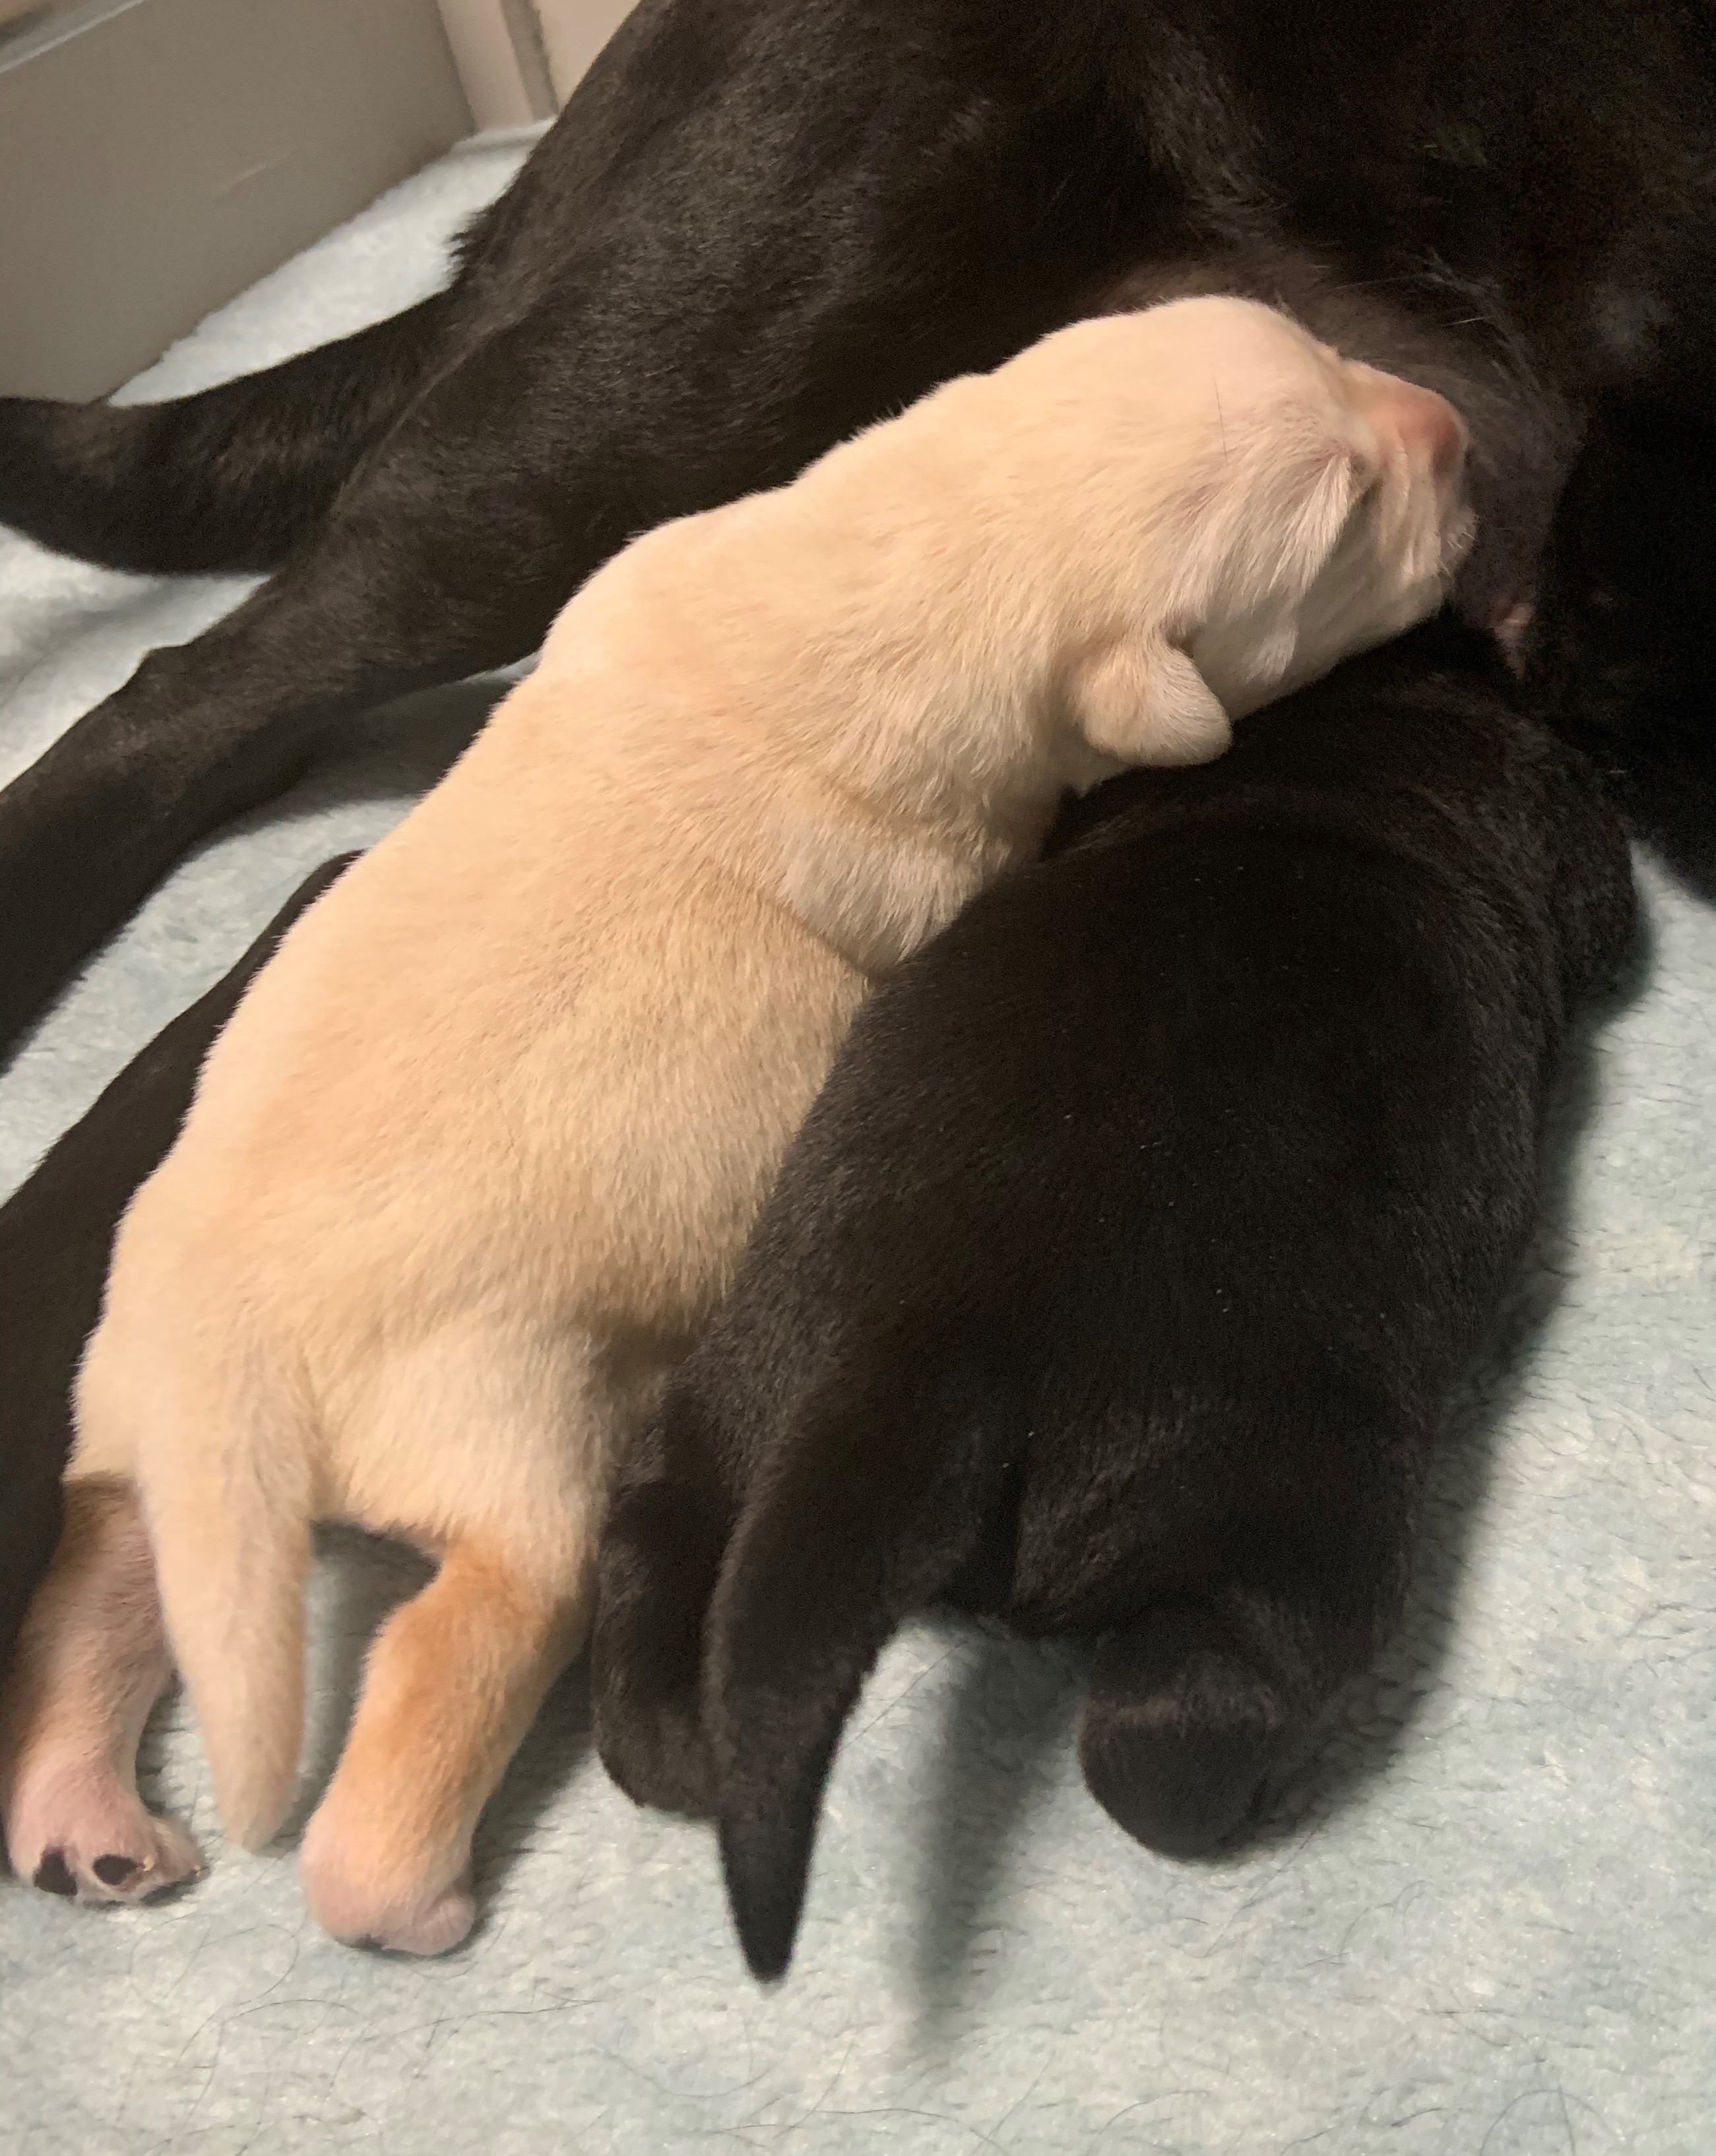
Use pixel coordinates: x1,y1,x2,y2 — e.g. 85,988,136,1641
761,777,1050,977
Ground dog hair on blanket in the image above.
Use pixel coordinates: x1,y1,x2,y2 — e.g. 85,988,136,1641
0,296,1470,1955
590,616,1637,1982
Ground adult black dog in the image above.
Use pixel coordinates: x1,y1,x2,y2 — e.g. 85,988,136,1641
5,0,1716,1052
590,618,1637,1980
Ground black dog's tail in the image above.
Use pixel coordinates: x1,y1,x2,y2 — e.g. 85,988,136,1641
0,295,449,575
707,1381,1002,1982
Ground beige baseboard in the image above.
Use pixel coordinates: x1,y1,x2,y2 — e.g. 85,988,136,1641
531,0,636,104
435,0,556,129
0,0,474,399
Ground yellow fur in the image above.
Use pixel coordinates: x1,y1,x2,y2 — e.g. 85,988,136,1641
25,297,1472,1951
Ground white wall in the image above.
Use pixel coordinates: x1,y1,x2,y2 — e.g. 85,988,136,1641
0,0,644,400
0,0,473,398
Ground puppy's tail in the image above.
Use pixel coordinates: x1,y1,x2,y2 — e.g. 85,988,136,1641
707,1383,1002,1982
86,1310,317,1849
0,296,448,575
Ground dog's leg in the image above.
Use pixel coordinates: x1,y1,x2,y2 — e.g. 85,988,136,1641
1077,1503,1420,1860
296,1325,620,1955
592,1393,738,1819
297,1537,585,1956
0,298,449,576
1078,1592,1319,1858
0,1475,202,1903
0,856,360,1676
0,340,580,1054
0,0,1137,1048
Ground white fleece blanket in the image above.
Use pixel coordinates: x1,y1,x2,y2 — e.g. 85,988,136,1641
1,129,1713,2156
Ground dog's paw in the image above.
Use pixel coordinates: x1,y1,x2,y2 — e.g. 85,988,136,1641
298,1803,476,1957
6,1758,203,1905
594,1692,718,1818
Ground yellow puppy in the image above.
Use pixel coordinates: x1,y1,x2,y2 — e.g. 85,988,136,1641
2,297,1471,1952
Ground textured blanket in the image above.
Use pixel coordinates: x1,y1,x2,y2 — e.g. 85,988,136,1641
1,128,1713,2156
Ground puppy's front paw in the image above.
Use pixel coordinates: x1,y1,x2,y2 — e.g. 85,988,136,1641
298,1801,476,1957
5,1756,203,1905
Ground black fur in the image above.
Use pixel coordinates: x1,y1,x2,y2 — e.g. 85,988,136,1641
0,0,1709,1798
0,858,356,1670
1526,396,1716,897
0,303,448,577
4,0,1716,1048
590,619,1637,1981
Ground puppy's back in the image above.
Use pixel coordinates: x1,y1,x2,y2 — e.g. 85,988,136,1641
713,616,1633,1517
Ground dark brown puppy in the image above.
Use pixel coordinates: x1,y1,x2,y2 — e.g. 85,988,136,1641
0,860,356,1670
5,0,1716,1046
590,619,1637,1981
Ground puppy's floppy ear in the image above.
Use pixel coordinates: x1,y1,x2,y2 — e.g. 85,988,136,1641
1068,635,1232,768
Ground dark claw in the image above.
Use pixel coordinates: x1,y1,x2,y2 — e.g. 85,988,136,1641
33,1850,77,1897
93,1854,141,1886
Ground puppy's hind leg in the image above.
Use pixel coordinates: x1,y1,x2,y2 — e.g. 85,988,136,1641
1078,1550,1409,1859
298,1339,612,1955
298,1539,586,1957
592,1386,738,1820
1073,1372,1435,1860
0,1476,202,1904
1078,1592,1314,1859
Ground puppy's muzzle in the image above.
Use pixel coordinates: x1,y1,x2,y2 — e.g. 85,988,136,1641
1351,370,1471,489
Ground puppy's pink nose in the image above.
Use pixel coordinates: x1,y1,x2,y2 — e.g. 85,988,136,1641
1392,381,1468,478
1374,379,1469,480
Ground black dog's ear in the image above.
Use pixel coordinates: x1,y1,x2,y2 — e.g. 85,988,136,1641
706,1380,1003,1982
1078,1598,1307,1858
